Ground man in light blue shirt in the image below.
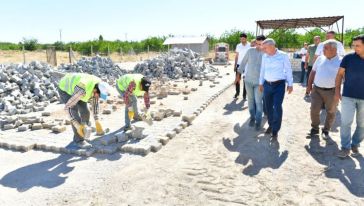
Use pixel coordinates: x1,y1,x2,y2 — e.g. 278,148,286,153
259,38,293,142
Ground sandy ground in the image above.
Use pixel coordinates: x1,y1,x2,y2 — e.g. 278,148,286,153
0,81,364,205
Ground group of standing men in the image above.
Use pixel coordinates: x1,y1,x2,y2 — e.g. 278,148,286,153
234,31,364,158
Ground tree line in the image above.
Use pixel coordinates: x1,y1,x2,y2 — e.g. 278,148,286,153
0,28,363,54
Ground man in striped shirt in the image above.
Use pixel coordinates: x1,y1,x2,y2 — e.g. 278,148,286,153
116,74,151,131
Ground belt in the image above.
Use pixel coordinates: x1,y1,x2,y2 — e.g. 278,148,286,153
265,80,285,85
314,85,335,90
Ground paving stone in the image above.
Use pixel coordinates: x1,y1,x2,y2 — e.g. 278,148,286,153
152,111,164,121
168,90,181,95
182,115,195,125
115,132,129,142
31,123,43,130
166,131,177,139
210,85,216,88
41,112,51,116
52,125,67,133
102,109,112,115
156,135,170,145
132,126,145,139
181,88,191,95
18,124,29,132
65,119,72,125
14,120,23,127
149,140,162,152
173,110,182,117
191,88,198,91
101,134,117,145
134,144,151,156
173,126,183,134
183,96,188,100
96,145,118,154
3,124,15,130
120,143,151,155
179,122,188,129
42,121,57,129
125,130,133,139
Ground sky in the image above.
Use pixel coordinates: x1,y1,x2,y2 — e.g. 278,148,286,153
0,0,363,43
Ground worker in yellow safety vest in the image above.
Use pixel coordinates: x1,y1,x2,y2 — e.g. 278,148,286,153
116,74,151,131
58,73,110,149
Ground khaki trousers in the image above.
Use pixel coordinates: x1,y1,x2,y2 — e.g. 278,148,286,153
310,86,337,132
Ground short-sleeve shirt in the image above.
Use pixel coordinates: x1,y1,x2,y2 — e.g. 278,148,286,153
235,43,250,65
307,44,318,66
300,48,307,62
312,55,341,88
315,40,345,57
340,52,364,99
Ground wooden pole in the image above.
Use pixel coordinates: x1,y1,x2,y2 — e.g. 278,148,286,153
91,45,93,56
69,47,72,63
147,45,150,58
22,45,26,64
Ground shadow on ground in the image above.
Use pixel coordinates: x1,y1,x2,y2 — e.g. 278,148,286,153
223,119,288,176
0,142,123,192
305,135,364,197
223,99,247,115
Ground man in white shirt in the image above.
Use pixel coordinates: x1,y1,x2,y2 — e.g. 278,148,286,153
306,40,342,139
234,33,250,100
314,30,345,63
300,43,308,84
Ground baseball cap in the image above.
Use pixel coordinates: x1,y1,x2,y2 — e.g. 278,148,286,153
141,77,151,92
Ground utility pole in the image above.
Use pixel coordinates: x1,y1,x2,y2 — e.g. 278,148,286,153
125,33,128,41
59,29,62,42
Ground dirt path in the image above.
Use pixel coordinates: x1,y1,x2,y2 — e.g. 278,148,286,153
1,84,364,206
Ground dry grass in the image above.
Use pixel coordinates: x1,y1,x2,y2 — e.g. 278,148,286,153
0,50,161,65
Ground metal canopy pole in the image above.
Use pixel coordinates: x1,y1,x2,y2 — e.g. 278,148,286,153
341,16,345,44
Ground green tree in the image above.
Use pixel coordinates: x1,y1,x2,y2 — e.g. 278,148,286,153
21,38,39,51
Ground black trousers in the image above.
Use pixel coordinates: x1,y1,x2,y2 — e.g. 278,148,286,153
306,66,313,86
235,65,247,99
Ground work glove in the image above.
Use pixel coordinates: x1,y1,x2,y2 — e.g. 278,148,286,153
72,120,85,138
127,106,135,120
95,120,105,135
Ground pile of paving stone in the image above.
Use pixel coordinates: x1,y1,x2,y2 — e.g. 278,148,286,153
0,61,60,116
133,48,219,79
0,114,69,132
58,55,127,84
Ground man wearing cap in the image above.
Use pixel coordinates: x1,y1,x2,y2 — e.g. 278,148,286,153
58,73,110,148
116,74,151,131
234,33,250,100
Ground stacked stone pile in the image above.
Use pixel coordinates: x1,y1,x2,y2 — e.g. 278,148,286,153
0,61,59,116
59,55,127,84
134,48,218,79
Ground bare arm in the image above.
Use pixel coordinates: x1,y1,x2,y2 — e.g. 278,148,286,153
335,67,345,102
234,52,239,71
305,50,310,69
306,70,316,94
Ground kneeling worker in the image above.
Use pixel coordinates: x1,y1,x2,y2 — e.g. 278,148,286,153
58,73,110,148
116,74,151,131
